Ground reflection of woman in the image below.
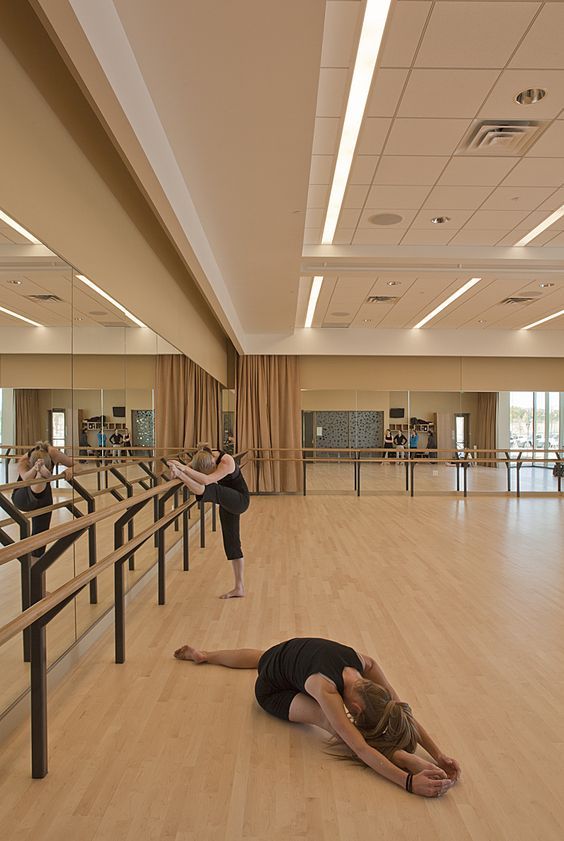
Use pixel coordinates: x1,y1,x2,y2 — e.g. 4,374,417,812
12,442,75,557
383,428,394,458
169,445,250,598
173,636,460,797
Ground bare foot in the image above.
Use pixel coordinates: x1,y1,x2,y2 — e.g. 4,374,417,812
219,587,245,599
173,644,207,663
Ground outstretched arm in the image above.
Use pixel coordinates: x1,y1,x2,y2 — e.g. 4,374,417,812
305,676,452,797
361,654,461,780
169,453,234,486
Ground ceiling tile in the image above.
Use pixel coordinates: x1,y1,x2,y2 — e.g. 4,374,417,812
463,209,531,230
337,208,362,228
449,229,508,246
527,120,564,157
533,186,564,212
502,158,564,187
303,228,321,245
321,1,362,68
380,1,432,68
312,117,341,155
373,155,448,185
348,155,378,184
316,68,349,118
365,69,408,117
305,208,325,228
481,185,557,211
497,227,562,247
423,185,493,210
518,207,564,232
309,155,334,185
398,69,500,118
332,228,355,245
414,2,539,69
307,184,330,208
400,228,455,245
357,208,417,230
510,4,564,70
384,119,470,156
410,208,474,229
352,229,404,245
343,184,370,208
478,70,564,120
356,118,392,155
541,231,564,247
438,156,519,186
366,184,430,209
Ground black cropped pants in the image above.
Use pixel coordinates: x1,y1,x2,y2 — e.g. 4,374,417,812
200,483,250,560
12,484,53,557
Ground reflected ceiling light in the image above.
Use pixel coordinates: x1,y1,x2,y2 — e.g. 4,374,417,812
76,274,147,327
0,209,41,244
522,309,564,330
514,204,564,246
413,277,481,329
0,305,42,327
305,276,323,328
321,0,392,246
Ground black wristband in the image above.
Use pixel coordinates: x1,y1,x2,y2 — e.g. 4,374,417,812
405,773,414,793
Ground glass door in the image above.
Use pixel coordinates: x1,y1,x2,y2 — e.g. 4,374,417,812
534,392,546,464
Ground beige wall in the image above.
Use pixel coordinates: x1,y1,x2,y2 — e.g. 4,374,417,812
300,356,564,391
0,355,156,389
0,3,227,383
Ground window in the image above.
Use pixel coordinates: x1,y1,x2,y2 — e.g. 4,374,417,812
50,410,66,449
509,392,533,449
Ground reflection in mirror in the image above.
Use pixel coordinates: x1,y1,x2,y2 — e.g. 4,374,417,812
222,388,235,453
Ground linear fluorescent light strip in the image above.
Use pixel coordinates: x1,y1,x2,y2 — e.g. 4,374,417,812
76,274,147,327
413,278,481,329
515,204,564,246
0,209,41,244
321,0,392,246
305,276,323,328
522,309,564,330
0,305,43,327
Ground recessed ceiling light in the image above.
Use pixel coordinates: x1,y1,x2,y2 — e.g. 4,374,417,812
515,203,564,246
321,0,393,245
0,209,41,244
0,305,43,327
539,282,554,288
74,316,84,321
305,276,323,328
522,309,564,330
363,319,372,324
369,213,402,226
431,216,451,225
515,88,546,106
478,319,486,324
76,274,146,327
6,279,22,285
387,281,401,286
413,277,481,329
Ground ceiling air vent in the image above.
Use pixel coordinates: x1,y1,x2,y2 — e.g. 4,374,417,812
322,322,350,328
458,120,548,156
26,294,64,302
100,322,126,327
367,295,399,303
501,297,536,305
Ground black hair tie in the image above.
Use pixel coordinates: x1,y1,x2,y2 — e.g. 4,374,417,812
405,773,414,793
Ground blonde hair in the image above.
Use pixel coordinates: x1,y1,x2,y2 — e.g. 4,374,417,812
332,682,419,763
29,442,53,471
190,443,215,474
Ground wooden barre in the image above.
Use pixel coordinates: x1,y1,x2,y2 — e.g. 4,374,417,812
0,496,193,649
0,478,184,566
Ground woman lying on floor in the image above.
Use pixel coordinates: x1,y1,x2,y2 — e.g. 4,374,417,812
173,636,461,797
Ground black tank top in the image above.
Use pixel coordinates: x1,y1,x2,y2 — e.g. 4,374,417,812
215,451,249,496
258,638,364,696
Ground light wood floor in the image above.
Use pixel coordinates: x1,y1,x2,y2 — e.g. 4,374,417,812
1,488,564,840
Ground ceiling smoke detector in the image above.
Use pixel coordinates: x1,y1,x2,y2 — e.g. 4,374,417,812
516,88,546,106
368,213,403,226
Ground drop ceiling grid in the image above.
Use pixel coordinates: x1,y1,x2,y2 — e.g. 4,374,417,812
487,286,564,328
306,0,564,254
430,277,528,328
322,275,376,325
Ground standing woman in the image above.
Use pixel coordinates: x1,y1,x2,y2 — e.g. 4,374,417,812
169,445,250,598
383,428,394,459
12,441,75,557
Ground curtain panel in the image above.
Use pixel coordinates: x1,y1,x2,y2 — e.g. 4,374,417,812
236,355,302,492
15,389,42,447
155,355,222,453
475,392,498,467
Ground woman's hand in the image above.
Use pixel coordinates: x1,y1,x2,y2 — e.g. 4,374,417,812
395,752,443,775
411,768,454,798
434,753,462,781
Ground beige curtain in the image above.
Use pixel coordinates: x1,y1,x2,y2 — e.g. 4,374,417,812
155,355,221,453
475,392,497,467
237,355,302,492
15,389,42,447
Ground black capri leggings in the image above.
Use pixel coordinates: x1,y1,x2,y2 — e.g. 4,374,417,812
200,483,250,560
12,484,53,557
